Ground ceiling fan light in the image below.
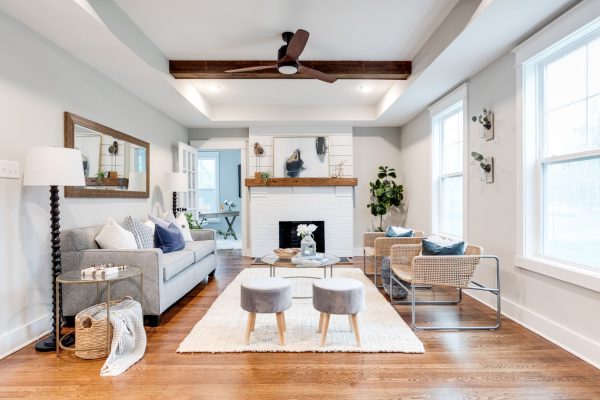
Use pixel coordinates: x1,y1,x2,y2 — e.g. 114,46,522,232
278,65,298,75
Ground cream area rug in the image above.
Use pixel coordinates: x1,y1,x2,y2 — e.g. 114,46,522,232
177,267,424,353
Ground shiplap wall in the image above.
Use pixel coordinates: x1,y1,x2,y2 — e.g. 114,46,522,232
248,126,354,178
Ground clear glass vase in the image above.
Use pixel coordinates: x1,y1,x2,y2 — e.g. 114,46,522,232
300,234,317,258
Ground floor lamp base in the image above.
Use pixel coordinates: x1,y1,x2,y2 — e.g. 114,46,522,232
35,332,75,352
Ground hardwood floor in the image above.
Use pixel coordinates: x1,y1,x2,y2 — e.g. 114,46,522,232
1,251,599,399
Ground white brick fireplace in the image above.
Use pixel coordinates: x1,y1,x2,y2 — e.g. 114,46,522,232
249,185,354,257
247,126,355,257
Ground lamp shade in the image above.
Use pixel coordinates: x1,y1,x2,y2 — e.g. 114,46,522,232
167,172,188,192
23,147,86,187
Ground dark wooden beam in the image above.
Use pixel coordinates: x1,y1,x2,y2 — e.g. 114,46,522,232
169,60,411,80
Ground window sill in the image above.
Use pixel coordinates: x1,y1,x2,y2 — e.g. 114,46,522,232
514,256,600,293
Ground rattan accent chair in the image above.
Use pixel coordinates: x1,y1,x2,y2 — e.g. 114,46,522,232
389,243,501,330
362,230,424,288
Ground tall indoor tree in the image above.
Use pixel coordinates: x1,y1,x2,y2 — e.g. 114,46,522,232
367,166,404,231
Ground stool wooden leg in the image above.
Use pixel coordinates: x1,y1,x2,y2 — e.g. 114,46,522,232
244,312,256,345
350,313,361,347
282,312,287,332
317,312,324,333
320,313,330,347
276,312,285,345
347,314,353,328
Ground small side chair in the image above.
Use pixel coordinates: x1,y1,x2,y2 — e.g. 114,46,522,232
362,230,424,288
389,243,501,330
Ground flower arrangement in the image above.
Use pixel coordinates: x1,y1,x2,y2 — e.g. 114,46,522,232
224,200,237,211
297,223,317,239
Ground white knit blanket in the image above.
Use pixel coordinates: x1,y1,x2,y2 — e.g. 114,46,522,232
98,299,146,377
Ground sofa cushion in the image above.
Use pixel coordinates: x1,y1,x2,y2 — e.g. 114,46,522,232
184,240,216,262
63,226,103,252
163,250,195,281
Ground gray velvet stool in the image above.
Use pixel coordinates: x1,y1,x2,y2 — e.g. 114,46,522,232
313,277,365,347
241,277,292,345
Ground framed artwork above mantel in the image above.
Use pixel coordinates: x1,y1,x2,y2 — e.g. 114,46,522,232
272,136,330,178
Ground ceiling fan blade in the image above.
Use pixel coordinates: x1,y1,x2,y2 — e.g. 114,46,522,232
285,29,309,60
225,65,278,73
298,65,337,83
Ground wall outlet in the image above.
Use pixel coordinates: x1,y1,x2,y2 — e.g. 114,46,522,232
0,160,20,179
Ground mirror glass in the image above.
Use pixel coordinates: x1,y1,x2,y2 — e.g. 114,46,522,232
64,112,149,198
75,125,147,192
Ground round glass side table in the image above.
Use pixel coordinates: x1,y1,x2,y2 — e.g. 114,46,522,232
55,266,143,356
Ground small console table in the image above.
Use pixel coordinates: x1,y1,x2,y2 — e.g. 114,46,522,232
198,211,240,239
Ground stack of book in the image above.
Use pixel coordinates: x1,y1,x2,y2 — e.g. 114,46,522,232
291,254,329,266
80,266,119,280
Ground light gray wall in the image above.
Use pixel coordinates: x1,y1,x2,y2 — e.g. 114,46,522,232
189,128,249,140
202,149,242,236
0,11,188,357
352,127,404,251
398,51,600,366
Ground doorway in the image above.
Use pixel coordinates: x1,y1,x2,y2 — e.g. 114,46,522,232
190,139,248,256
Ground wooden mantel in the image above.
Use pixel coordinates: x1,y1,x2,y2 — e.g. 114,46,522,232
245,177,358,187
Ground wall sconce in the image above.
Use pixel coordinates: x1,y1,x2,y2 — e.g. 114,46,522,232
472,108,494,141
471,151,494,183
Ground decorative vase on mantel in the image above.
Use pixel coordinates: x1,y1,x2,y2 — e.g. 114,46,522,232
300,234,317,258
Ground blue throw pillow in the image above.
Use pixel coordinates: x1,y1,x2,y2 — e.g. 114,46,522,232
385,226,414,237
422,236,465,255
154,222,185,253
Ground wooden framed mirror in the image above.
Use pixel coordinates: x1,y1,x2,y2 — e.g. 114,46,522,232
64,112,150,198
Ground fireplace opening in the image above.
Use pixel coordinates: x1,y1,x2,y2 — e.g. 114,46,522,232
278,221,325,252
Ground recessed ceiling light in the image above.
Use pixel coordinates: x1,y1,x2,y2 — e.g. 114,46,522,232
359,85,373,93
208,84,222,92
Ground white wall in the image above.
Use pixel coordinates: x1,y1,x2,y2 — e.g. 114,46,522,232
398,51,600,367
0,11,188,358
352,127,405,252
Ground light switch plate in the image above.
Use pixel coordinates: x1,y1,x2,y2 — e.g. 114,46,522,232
0,160,20,179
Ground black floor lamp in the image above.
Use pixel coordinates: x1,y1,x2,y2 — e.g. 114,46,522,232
168,172,188,216
23,147,86,352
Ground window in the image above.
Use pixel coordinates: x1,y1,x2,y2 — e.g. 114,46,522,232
520,17,600,271
430,85,467,238
197,151,219,213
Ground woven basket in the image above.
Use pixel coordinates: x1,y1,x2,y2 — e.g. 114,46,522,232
74,296,132,360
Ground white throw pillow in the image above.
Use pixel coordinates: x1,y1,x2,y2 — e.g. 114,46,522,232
95,218,138,250
175,213,193,242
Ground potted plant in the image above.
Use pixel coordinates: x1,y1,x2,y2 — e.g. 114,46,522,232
224,200,237,211
367,166,404,231
184,212,205,230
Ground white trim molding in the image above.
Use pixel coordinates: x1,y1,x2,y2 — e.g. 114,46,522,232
512,0,600,65
429,82,469,239
515,256,600,293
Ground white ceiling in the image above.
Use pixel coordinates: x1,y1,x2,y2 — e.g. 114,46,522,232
0,0,579,127
114,0,460,61
191,79,395,106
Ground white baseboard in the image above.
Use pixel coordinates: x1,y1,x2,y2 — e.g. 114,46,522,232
0,314,50,360
466,291,600,369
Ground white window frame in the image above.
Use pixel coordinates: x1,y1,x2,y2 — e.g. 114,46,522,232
514,2,600,292
429,83,469,239
197,151,220,219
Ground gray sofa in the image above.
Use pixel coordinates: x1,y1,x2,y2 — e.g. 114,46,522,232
60,226,216,326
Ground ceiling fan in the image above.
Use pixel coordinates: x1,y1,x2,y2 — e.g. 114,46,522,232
225,29,337,83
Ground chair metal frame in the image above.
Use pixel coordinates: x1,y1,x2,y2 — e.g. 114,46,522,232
389,251,501,331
